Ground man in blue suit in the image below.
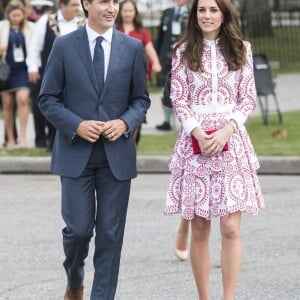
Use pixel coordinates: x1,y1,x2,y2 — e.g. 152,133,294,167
38,0,150,299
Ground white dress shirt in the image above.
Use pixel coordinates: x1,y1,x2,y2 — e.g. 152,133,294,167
85,24,113,81
26,10,81,72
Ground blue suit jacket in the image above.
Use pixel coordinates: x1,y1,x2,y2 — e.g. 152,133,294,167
38,27,150,180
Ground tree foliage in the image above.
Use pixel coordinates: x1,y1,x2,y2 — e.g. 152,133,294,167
240,0,273,37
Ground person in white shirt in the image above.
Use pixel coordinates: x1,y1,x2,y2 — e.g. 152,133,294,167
26,0,85,150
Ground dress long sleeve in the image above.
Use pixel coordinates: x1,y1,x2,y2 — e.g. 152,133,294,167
230,42,257,128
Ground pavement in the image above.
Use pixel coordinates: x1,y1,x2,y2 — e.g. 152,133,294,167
0,173,300,299
0,72,300,174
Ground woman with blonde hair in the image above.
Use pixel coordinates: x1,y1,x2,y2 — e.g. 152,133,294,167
0,0,34,148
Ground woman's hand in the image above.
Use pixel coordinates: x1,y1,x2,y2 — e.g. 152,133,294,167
193,124,235,157
191,126,207,152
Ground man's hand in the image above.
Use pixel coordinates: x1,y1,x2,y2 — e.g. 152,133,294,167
76,120,105,143
28,72,41,84
102,119,128,141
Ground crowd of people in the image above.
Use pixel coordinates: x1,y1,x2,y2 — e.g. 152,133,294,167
1,1,265,299
0,0,55,149
0,0,165,149
0,0,199,149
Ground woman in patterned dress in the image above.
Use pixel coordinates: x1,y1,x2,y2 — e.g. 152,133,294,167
164,0,265,299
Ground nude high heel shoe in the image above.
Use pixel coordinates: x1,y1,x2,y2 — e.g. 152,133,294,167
174,227,188,261
174,247,188,261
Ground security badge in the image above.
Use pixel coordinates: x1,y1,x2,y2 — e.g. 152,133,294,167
13,45,25,62
172,21,181,35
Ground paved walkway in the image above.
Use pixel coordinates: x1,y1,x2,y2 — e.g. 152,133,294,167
0,173,299,299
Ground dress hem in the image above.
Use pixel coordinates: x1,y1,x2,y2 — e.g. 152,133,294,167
1,86,30,93
164,205,265,221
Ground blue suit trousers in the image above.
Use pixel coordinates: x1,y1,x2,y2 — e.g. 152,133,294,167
61,138,131,299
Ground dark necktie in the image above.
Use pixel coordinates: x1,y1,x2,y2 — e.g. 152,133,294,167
93,36,105,92
174,7,181,22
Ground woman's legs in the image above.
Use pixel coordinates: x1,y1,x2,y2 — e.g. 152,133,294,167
220,212,242,300
190,216,211,300
174,217,190,260
15,89,30,147
1,92,15,148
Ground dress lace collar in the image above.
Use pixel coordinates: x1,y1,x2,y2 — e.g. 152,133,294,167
203,38,220,46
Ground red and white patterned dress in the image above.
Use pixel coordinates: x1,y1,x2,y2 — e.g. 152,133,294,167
164,39,265,220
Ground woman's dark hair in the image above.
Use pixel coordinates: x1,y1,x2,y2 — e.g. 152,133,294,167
174,0,246,72
115,0,143,31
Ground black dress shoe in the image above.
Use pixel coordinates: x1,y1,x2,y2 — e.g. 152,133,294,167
156,121,172,131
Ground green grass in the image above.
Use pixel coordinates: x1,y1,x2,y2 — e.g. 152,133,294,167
0,147,50,156
137,110,300,157
246,111,300,156
1,111,299,157
138,131,178,156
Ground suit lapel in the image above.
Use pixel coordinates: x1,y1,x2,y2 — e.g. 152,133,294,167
75,27,100,94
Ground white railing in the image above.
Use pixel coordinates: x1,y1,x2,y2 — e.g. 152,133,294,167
272,11,300,26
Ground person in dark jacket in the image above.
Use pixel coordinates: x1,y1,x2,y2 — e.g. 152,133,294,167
155,0,189,131
26,0,84,150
